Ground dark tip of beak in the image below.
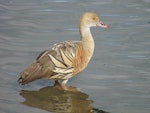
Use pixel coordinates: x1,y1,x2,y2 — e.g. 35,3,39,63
96,22,109,28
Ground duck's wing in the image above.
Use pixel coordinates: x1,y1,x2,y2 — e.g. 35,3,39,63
18,41,86,85
37,41,79,79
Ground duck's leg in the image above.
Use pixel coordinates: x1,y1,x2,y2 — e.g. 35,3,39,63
54,80,61,86
61,79,68,90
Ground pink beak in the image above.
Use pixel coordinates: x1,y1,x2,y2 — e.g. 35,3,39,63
96,21,109,28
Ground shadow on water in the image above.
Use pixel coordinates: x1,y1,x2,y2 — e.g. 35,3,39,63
20,86,109,113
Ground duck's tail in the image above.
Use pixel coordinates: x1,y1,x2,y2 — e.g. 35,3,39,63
18,61,42,85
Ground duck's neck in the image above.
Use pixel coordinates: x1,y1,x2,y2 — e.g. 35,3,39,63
79,23,95,58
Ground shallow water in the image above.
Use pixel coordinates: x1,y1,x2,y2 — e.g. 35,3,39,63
0,0,150,113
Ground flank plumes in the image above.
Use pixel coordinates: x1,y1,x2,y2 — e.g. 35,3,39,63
18,12,109,90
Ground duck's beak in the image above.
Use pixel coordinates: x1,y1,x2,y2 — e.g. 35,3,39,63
96,21,109,28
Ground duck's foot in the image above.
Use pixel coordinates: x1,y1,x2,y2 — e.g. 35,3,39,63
53,80,80,91
54,80,68,90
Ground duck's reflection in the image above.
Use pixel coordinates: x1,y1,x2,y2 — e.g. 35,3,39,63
20,86,108,113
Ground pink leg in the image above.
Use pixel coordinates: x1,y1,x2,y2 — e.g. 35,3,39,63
61,79,68,90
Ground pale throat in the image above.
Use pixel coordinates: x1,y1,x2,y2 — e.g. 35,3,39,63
80,25,94,43
79,25,95,58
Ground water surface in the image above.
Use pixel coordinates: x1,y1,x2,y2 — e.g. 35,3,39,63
0,0,150,113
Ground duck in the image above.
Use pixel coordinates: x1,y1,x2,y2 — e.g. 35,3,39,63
18,12,109,90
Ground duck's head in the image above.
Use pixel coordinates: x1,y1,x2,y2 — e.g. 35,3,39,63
80,12,109,28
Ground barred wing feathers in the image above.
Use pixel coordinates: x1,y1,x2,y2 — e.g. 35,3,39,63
46,41,81,80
